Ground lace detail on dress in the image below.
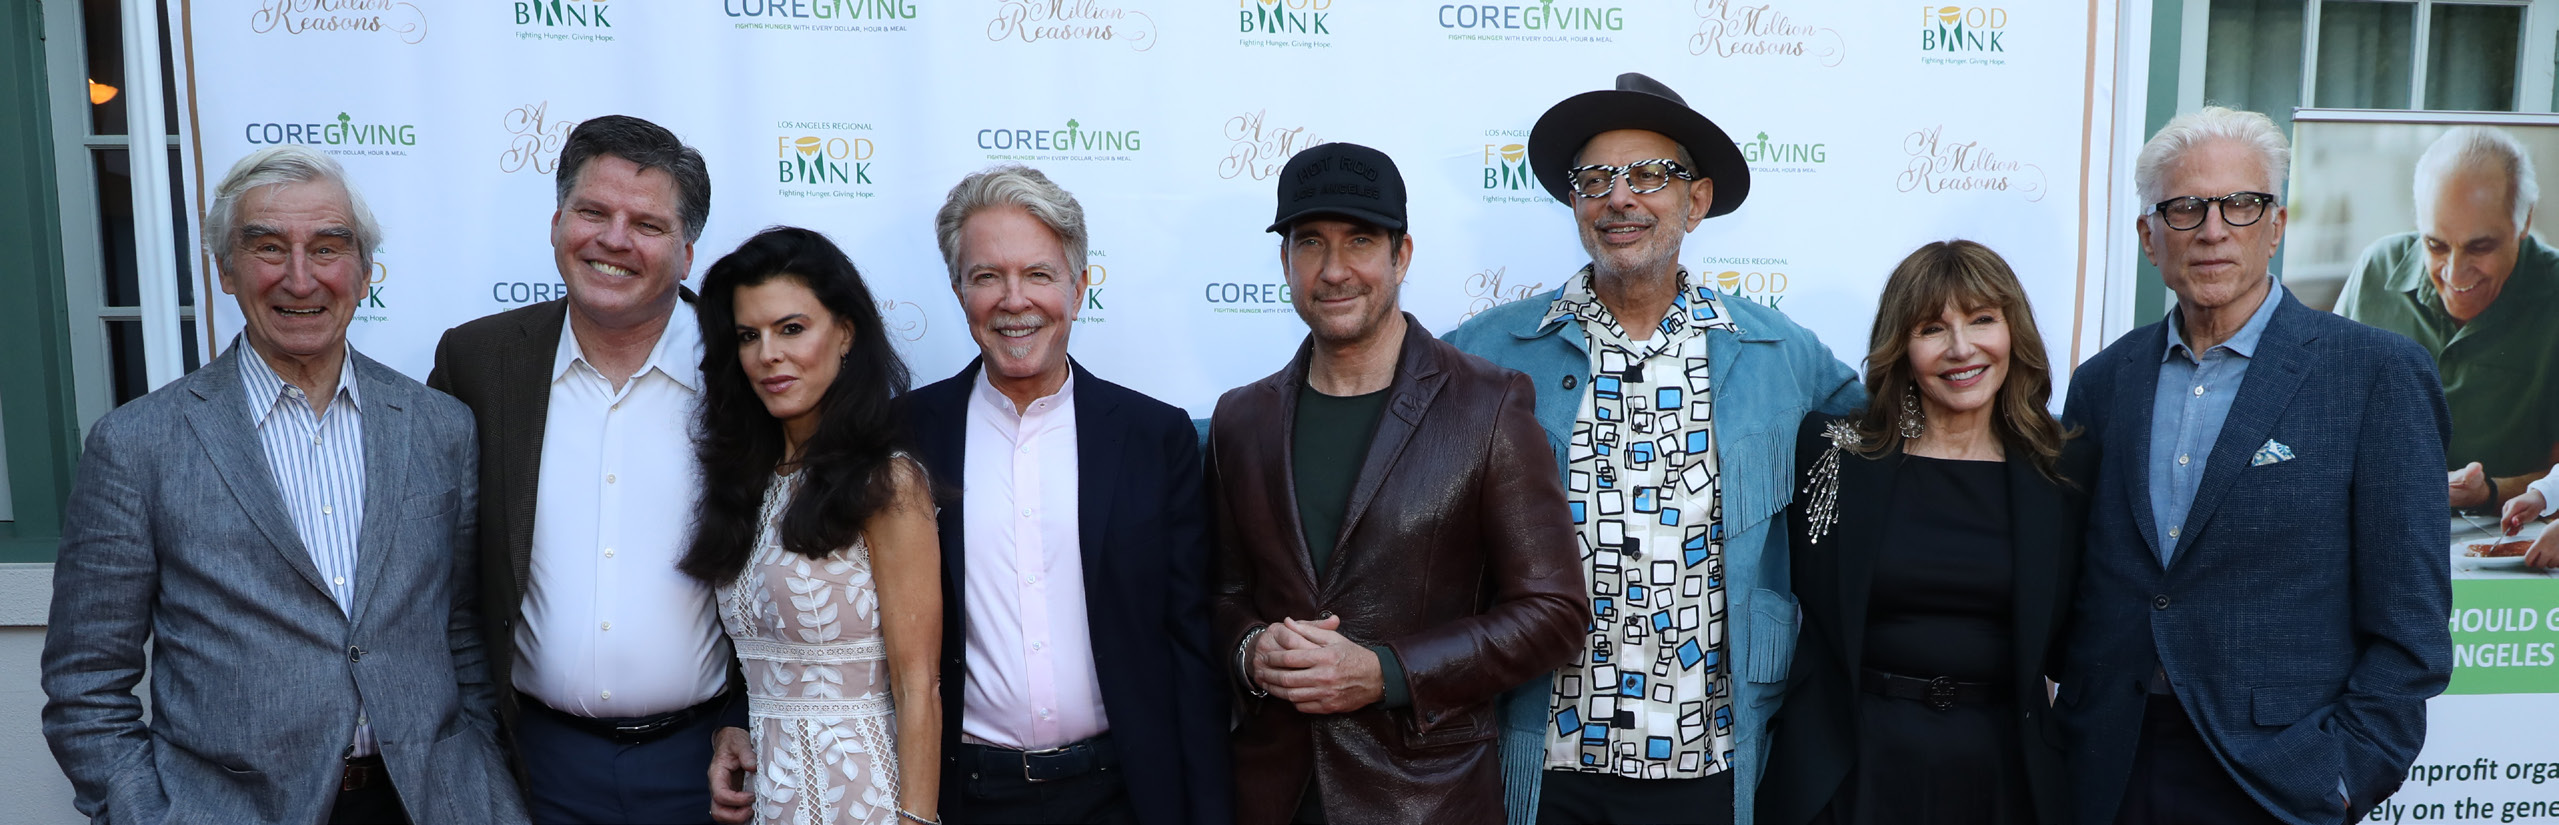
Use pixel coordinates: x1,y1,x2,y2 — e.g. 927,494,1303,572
723,472,901,825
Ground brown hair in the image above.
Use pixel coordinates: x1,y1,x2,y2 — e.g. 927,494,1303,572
1852,240,2077,481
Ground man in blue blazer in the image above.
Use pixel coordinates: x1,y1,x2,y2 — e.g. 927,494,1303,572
905,164,1232,825
42,147,525,825
2061,106,2453,825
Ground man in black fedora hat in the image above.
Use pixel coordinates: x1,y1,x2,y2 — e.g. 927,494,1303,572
1209,141,1588,825
1447,73,1864,825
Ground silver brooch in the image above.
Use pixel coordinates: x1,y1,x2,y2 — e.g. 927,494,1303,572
1799,419,1860,544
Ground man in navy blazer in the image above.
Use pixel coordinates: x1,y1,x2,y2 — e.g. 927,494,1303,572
905,164,1232,824
2061,106,2452,825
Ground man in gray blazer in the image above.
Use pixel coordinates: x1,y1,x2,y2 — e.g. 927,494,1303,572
41,146,525,825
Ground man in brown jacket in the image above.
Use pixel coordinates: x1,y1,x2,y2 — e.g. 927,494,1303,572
1207,141,1589,824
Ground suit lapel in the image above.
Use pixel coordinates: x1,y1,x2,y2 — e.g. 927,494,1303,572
185,350,334,599
349,358,411,626
1072,362,1122,602
1323,322,1443,595
1271,345,1321,593
2112,322,2169,566
2171,297,2313,569
500,303,564,599
921,362,976,607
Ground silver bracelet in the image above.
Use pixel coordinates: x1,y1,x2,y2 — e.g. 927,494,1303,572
897,808,941,825
1238,624,1271,699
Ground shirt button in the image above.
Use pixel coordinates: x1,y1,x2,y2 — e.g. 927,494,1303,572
2153,595,2172,610
2177,454,2190,466
601,691,612,700
334,576,346,586
312,434,323,446
2168,527,2180,539
606,473,618,484
1032,641,1045,651
1025,574,1039,585
1021,509,1032,518
322,505,333,515
604,549,616,558
601,622,612,631
2193,386,2205,396
1038,709,1052,719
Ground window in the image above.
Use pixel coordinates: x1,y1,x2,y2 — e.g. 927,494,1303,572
42,0,199,432
2201,0,2556,142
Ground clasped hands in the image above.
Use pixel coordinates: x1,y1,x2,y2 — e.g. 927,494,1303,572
1249,615,1384,715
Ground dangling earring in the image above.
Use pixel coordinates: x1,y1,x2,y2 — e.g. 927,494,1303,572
1899,386,1927,440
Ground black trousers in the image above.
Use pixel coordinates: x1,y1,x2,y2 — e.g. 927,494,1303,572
1537,768,1736,825
2111,694,2288,825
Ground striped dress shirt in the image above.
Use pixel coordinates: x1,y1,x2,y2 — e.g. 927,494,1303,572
238,341,372,754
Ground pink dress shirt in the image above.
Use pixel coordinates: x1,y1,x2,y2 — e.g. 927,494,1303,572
960,369,1111,750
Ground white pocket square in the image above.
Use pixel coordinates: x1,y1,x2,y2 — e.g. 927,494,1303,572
2250,439,2296,467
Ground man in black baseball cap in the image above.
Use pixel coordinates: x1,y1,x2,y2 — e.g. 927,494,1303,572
1206,141,1588,825
1446,74,1866,825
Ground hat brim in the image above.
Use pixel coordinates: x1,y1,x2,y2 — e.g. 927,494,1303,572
1528,89,1751,217
1266,205,1408,234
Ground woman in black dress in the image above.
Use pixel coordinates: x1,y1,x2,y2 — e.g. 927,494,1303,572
1760,240,2092,825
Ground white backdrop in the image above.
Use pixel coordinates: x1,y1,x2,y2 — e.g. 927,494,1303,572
182,0,2124,415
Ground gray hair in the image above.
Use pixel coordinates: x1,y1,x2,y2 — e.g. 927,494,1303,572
2134,105,2291,208
933,164,1089,290
2415,125,2539,233
204,145,382,274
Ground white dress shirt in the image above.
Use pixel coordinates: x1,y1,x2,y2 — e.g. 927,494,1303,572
961,368,1110,750
239,340,377,755
513,311,730,718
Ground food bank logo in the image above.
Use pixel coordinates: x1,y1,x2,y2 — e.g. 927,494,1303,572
498,102,577,174
1242,0,1328,34
977,119,1142,162
516,0,615,41
244,113,419,157
1920,5,2008,61
1707,260,1790,310
354,260,392,322
1689,0,1842,67
251,0,428,44
776,124,879,198
1897,126,2045,202
1219,110,1324,182
1076,253,1112,321
988,0,1158,51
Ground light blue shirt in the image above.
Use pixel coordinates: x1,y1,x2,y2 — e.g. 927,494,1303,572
2149,279,2283,565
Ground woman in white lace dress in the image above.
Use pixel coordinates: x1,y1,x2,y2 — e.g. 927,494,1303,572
682,227,942,825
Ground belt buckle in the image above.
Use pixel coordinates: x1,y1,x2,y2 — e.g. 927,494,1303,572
1925,676,1958,711
341,762,371,792
1021,743,1073,783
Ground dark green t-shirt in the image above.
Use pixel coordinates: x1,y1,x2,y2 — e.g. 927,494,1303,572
2335,232,2559,477
1288,379,1411,711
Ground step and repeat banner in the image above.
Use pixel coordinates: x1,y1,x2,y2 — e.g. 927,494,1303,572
2285,112,2559,824
181,0,2119,414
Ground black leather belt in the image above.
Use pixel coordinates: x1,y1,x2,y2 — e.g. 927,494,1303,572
962,734,1117,783
520,691,726,746
340,753,387,792
1860,668,2005,711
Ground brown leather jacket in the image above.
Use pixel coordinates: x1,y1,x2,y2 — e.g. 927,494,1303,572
1207,317,1587,825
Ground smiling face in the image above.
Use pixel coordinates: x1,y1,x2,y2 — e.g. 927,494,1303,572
1907,298,2012,421
2137,138,2285,316
953,205,1084,403
220,179,364,367
733,275,853,439
1573,129,1714,283
552,154,694,331
2421,164,2529,323
1284,217,1410,347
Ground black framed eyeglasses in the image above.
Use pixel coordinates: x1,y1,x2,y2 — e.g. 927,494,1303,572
2146,191,2277,231
1566,159,1695,199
